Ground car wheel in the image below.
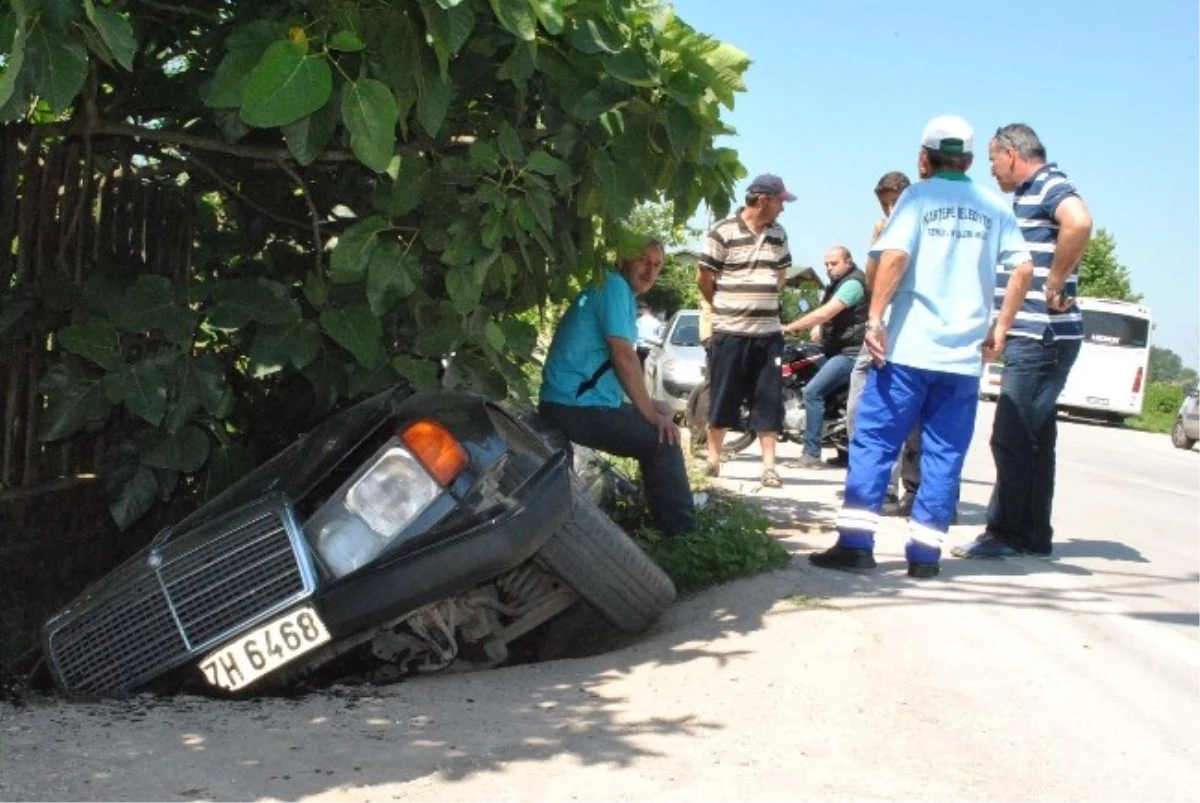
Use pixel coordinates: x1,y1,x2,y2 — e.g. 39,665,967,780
685,381,756,457
1171,418,1197,450
537,478,677,635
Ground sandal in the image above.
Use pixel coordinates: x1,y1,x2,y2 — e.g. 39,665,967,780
761,468,783,488
703,460,720,478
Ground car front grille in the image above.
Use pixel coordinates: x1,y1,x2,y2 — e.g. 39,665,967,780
46,496,314,695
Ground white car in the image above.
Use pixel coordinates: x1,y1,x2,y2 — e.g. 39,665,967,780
644,310,705,416
1172,388,1199,450
980,362,1003,401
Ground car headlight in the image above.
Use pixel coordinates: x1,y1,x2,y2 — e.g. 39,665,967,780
304,420,468,578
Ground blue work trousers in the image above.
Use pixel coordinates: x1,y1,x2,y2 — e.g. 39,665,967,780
836,363,979,563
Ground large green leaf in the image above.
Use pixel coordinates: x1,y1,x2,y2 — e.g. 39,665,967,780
281,91,341,165
392,355,440,390
24,24,87,111
37,362,113,441
206,278,301,329
488,0,536,41
108,463,160,531
419,0,475,74
142,425,211,473
203,441,255,500
328,30,365,52
0,10,28,111
331,215,389,284
164,353,228,434
567,18,622,54
603,48,655,87
205,21,280,108
320,304,384,368
57,319,123,371
240,41,333,128
111,275,197,343
105,354,176,426
82,1,135,71
529,0,564,35
445,264,483,315
367,242,418,316
416,69,452,138
341,78,398,173
372,155,429,218
249,319,321,373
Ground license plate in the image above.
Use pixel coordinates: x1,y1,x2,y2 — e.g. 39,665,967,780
199,604,331,692
1086,396,1110,407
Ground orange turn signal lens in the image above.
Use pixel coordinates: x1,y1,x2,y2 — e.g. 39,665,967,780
401,419,468,486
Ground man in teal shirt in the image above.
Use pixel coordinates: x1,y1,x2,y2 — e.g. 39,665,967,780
783,246,869,467
539,240,695,536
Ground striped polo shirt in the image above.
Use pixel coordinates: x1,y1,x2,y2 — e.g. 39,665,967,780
994,163,1084,340
699,210,792,337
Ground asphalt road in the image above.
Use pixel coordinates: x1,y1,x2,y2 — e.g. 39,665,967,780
1,402,1197,802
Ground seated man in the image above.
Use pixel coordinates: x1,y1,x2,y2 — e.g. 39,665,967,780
538,239,695,536
782,246,868,469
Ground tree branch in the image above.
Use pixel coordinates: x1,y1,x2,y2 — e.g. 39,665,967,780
157,150,311,233
82,121,364,164
274,159,324,278
128,0,222,23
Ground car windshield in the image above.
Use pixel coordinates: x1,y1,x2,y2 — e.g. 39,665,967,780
1082,310,1150,348
670,316,701,346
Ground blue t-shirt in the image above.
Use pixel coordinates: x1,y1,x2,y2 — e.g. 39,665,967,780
869,175,1031,377
540,271,637,407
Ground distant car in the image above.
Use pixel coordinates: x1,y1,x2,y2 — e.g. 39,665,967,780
644,310,705,415
980,362,1003,401
1172,387,1199,450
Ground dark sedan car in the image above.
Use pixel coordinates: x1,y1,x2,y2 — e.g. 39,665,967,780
41,387,675,697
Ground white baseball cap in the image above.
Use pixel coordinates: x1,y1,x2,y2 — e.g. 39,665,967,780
921,115,974,155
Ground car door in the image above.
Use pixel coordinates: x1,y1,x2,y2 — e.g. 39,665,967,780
1185,389,1199,438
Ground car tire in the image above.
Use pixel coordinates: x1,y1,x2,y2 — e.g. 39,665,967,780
1171,418,1197,450
537,479,677,635
685,381,756,456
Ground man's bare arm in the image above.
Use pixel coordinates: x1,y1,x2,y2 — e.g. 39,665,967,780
867,250,910,322
1047,196,1092,289
783,298,848,334
608,337,657,420
696,268,717,304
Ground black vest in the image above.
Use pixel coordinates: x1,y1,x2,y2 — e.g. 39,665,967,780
821,268,869,356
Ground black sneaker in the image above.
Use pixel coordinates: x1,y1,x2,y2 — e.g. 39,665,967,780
809,545,876,572
907,561,940,579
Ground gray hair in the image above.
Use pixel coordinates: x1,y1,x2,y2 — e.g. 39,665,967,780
993,123,1047,162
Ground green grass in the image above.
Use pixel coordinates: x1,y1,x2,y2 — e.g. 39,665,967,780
1126,411,1175,434
594,450,791,595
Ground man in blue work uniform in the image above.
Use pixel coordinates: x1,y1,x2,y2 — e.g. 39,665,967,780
539,239,695,536
808,115,1034,578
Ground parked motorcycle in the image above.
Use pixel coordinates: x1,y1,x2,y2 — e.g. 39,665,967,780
685,339,850,459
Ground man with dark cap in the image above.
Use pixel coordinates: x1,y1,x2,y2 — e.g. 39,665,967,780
696,174,795,488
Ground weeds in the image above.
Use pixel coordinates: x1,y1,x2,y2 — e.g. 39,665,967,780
631,493,790,595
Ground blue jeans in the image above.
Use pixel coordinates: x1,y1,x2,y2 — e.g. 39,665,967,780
986,336,1081,554
836,363,979,563
802,354,855,457
538,401,695,536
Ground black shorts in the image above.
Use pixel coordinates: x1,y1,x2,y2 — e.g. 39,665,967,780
707,332,784,433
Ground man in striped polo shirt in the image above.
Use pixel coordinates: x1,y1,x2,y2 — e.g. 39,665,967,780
697,174,794,487
954,124,1093,559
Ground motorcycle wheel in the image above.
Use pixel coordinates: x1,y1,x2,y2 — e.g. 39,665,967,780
685,382,757,456
537,476,677,635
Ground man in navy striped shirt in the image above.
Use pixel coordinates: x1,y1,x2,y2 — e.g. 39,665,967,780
954,124,1094,559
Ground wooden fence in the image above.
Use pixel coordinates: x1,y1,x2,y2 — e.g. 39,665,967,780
0,124,195,491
